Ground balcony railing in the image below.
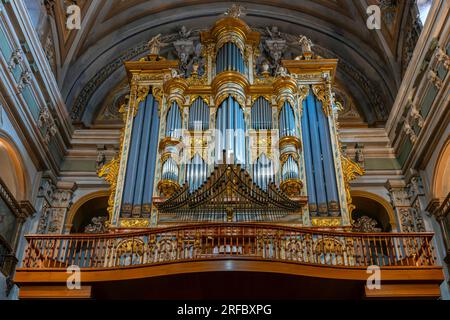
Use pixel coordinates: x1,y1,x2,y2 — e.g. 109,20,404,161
20,223,438,270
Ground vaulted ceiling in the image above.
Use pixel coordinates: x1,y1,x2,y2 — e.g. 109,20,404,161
39,0,420,127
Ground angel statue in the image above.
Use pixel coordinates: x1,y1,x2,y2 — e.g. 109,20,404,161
178,25,192,40
297,35,313,54
147,34,168,55
266,26,282,40
224,4,245,18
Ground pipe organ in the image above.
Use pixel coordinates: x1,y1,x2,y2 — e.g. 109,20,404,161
100,14,364,229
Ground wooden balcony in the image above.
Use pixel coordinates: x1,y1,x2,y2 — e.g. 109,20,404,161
14,223,444,299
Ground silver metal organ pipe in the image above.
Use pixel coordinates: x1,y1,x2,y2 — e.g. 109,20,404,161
231,43,235,71
235,99,239,163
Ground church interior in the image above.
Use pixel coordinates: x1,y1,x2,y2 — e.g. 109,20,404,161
0,0,449,300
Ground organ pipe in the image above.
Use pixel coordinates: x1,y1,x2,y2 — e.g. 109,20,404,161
188,98,210,131
216,42,245,74
251,97,272,130
162,157,179,182
215,96,246,166
165,101,182,138
279,101,296,137
282,155,299,181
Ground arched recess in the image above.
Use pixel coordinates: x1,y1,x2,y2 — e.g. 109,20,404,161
351,190,397,232
432,139,450,200
65,190,110,233
0,133,28,200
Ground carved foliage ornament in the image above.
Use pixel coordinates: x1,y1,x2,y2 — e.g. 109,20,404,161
312,84,332,116
98,157,120,221
352,216,381,232
341,156,365,215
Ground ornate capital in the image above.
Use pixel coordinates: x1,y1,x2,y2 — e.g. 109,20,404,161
312,84,332,116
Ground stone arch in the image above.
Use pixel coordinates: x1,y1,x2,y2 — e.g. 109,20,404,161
65,190,110,233
0,132,28,200
432,139,450,200
351,190,397,232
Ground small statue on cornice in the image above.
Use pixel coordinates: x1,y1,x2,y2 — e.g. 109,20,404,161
266,26,283,41
178,25,192,40
224,4,246,18
297,35,313,59
147,34,168,56
275,65,289,77
169,68,183,79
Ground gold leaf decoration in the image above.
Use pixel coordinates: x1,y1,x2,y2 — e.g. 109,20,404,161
340,155,365,215
312,84,332,116
98,157,120,222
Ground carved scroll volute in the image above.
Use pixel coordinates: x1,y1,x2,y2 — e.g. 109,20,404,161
297,85,309,116
124,83,150,118
312,84,332,116
340,156,365,215
152,86,164,115
98,157,120,224
133,85,150,117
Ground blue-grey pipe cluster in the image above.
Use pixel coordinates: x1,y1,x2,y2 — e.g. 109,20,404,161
165,101,182,138
252,153,275,190
216,42,245,74
282,155,299,181
188,98,210,131
251,97,272,130
185,153,208,191
215,96,246,165
162,157,179,182
279,101,296,137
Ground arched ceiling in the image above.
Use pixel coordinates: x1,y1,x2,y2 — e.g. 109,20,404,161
41,0,419,127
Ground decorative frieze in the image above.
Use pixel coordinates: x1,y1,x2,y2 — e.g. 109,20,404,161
428,70,443,89
37,182,77,234
8,48,23,71
38,104,58,143
436,47,450,70
402,117,417,144
386,179,425,232
17,69,32,93
352,216,382,233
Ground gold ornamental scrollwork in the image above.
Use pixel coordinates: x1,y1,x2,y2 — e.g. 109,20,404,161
152,86,164,107
119,219,150,228
249,95,272,106
297,85,310,102
215,92,246,108
340,155,365,215
189,95,210,107
276,96,296,110
280,179,303,197
297,85,310,116
98,157,120,223
311,218,341,227
312,84,332,116
132,85,150,117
